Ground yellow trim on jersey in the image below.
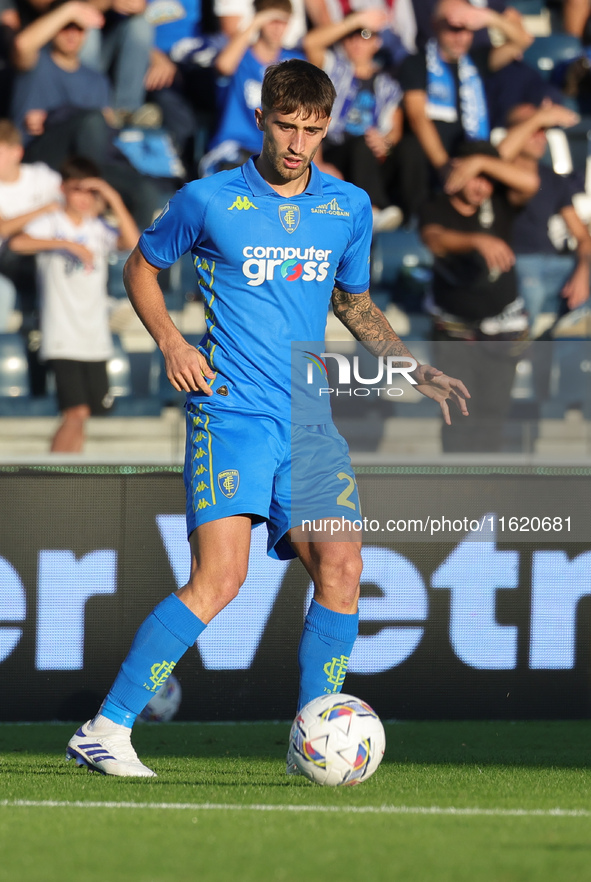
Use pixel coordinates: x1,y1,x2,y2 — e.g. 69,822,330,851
202,405,216,506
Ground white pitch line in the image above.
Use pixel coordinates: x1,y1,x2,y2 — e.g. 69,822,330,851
0,800,590,818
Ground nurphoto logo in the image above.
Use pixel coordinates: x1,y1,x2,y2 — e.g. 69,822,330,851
304,351,418,398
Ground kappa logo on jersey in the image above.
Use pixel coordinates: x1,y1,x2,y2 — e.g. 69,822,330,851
279,204,300,233
241,245,333,287
218,469,239,498
228,196,258,211
311,198,350,217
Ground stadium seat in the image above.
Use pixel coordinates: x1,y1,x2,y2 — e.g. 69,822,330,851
107,251,130,299
371,229,433,311
107,335,162,416
107,335,132,397
0,333,60,416
510,0,543,13
0,333,30,397
523,34,583,80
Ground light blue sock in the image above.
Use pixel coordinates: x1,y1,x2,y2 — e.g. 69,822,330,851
297,599,359,711
100,594,206,727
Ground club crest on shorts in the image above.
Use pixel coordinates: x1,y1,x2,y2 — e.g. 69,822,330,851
218,469,240,498
279,204,300,234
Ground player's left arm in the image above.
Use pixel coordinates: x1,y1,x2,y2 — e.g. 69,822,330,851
331,287,470,424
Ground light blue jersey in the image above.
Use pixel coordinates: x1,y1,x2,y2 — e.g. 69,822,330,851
139,157,372,425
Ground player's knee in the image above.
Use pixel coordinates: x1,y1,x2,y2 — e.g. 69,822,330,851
313,548,362,610
215,568,247,606
326,548,362,589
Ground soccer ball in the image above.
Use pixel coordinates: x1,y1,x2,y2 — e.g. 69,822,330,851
138,675,182,722
289,693,386,786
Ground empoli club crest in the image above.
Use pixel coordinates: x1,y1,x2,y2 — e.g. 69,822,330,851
279,204,300,234
218,469,240,498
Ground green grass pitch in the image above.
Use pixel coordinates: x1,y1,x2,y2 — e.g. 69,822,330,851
1,720,591,882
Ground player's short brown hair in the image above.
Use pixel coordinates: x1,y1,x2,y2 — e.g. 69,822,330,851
0,119,22,147
261,59,336,121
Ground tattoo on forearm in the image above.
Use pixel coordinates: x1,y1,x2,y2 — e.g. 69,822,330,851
331,287,415,360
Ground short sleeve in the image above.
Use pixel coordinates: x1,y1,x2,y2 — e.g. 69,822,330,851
398,51,427,93
139,182,207,269
333,191,373,294
24,213,55,238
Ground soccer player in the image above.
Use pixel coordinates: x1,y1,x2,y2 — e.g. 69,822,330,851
66,58,469,777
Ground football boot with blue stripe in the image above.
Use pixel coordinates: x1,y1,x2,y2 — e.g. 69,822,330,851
66,720,156,777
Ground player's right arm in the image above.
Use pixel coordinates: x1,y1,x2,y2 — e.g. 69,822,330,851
123,246,215,395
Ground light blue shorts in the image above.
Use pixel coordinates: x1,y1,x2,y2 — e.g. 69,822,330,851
183,401,361,559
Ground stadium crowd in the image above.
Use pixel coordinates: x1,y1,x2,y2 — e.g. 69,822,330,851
0,0,591,449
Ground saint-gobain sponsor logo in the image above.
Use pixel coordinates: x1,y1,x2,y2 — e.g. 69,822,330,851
242,245,332,287
304,351,418,397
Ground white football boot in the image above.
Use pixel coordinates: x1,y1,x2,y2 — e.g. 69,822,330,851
66,718,156,777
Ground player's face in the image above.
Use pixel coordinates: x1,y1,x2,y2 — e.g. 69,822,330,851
255,108,331,187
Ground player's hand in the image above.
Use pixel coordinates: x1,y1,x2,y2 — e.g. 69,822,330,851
162,338,216,395
472,233,515,274
412,363,470,426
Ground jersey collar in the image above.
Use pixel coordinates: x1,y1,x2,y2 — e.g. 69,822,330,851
242,156,323,197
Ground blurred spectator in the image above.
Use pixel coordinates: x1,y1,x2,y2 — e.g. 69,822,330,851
397,0,532,219
419,141,538,451
143,0,220,177
499,100,591,333
78,0,153,117
3,0,153,114
0,118,61,323
411,0,510,50
309,0,418,59
304,8,404,230
0,0,19,117
215,0,323,49
8,156,139,452
10,0,163,228
200,0,303,176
